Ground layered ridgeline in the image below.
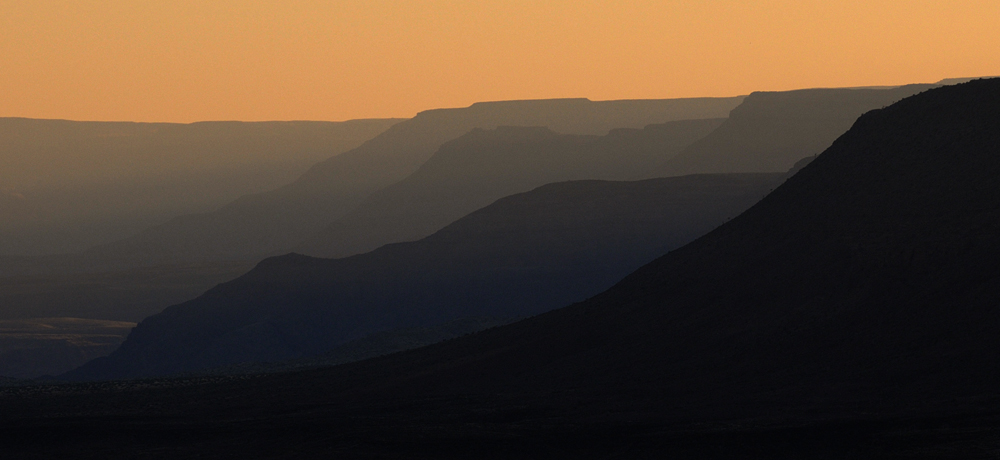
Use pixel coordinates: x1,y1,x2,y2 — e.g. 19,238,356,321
296,85,937,259
258,79,1000,422
0,118,399,256
81,98,742,268
296,119,723,258
11,80,1000,457
68,173,785,379
652,84,936,176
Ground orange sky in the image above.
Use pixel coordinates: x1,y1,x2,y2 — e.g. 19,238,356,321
2,0,999,123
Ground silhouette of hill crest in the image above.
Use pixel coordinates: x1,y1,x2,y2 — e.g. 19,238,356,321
68,172,783,379
294,120,724,258
80,97,742,267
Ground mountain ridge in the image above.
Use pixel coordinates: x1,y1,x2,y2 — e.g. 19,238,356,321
68,172,785,380
653,84,937,176
295,118,725,258
312,78,1000,418
79,97,743,268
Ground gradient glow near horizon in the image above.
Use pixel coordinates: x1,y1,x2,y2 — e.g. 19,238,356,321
3,1,999,123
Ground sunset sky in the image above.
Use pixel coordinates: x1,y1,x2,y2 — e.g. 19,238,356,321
2,0,999,123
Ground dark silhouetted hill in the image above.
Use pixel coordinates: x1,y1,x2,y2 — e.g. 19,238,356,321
67,172,783,379
296,119,724,258
936,76,999,86
79,98,742,268
652,84,935,176
0,118,399,255
4,80,1000,458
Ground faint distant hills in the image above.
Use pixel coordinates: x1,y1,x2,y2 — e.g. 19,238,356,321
0,118,400,255
5,85,940,268
78,97,743,268
653,84,936,176
1,84,943,326
296,119,724,258
68,172,785,380
936,76,999,85
296,84,938,259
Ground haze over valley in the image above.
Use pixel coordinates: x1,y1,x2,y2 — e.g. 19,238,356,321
0,118,400,256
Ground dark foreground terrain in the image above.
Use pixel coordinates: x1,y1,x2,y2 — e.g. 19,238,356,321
4,80,1000,458
2,372,1000,458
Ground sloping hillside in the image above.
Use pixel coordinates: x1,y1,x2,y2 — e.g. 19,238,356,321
69,172,782,379
296,119,723,258
652,84,934,176
83,98,741,267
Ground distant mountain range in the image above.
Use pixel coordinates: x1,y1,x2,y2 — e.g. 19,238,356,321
78,98,742,268
68,172,785,379
295,119,724,258
0,118,400,255
249,77,1000,427
0,85,939,269
652,84,936,176
294,85,941,260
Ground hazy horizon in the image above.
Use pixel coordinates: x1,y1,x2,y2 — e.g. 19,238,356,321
3,1,999,123
0,81,986,124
